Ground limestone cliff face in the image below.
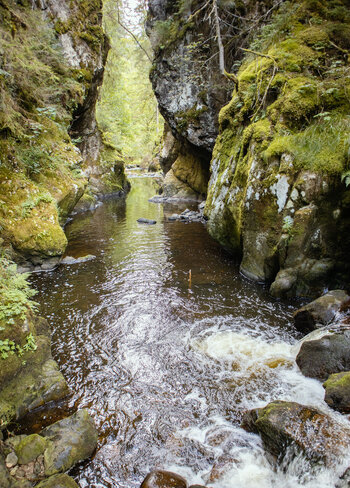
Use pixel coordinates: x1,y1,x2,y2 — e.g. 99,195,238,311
147,0,281,200
0,0,125,266
148,0,350,297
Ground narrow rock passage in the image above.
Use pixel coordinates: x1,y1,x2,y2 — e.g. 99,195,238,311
29,178,347,488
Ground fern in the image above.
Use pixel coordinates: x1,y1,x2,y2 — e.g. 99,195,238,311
0,258,38,324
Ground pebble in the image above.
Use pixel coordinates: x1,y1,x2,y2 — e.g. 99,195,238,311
6,451,18,468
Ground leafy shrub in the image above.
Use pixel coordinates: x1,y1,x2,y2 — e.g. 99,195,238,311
0,258,38,325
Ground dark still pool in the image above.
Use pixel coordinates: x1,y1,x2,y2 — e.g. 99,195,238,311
30,177,342,488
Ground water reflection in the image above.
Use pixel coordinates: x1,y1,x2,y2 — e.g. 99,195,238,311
29,177,340,488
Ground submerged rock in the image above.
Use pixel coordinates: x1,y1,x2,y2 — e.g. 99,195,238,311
140,470,188,488
324,371,350,413
60,255,96,265
296,330,350,381
294,290,350,334
137,218,157,225
242,400,350,466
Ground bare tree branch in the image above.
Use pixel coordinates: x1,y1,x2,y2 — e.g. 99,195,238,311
117,11,152,63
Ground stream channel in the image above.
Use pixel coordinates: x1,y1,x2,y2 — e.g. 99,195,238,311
28,176,347,488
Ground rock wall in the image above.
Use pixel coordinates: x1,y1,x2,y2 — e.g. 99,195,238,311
205,0,350,298
0,0,127,267
148,0,350,297
147,0,281,200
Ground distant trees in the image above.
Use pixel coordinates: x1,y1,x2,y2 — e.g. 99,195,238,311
97,0,162,162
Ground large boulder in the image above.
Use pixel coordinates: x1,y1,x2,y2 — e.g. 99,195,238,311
296,330,350,381
242,400,350,466
0,314,70,429
140,470,188,488
323,371,350,413
41,410,98,476
3,410,97,484
293,290,350,334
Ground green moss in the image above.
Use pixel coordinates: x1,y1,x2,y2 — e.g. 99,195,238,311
15,434,47,464
263,115,350,174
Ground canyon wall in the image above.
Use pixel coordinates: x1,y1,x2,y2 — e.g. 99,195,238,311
148,0,350,298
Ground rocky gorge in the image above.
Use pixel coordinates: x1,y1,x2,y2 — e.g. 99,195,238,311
1,0,350,487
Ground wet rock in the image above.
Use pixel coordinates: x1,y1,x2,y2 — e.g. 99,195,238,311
137,218,157,225
168,214,180,221
35,473,79,488
206,454,237,482
323,371,350,413
167,205,206,224
293,290,350,334
40,409,98,476
60,255,96,265
296,330,350,381
5,451,18,468
15,434,47,465
242,400,350,466
140,470,188,488
204,426,233,448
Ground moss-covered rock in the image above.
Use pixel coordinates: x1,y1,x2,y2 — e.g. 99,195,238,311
242,400,350,466
15,434,47,465
323,371,350,413
204,0,350,297
0,309,69,429
41,409,98,477
0,0,112,263
36,474,79,488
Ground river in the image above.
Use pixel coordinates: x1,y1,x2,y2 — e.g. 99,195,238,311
29,177,346,488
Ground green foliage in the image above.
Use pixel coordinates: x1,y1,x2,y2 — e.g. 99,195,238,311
0,333,37,360
0,258,38,325
97,0,162,164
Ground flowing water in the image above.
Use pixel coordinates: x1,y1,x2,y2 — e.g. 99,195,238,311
29,177,349,488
